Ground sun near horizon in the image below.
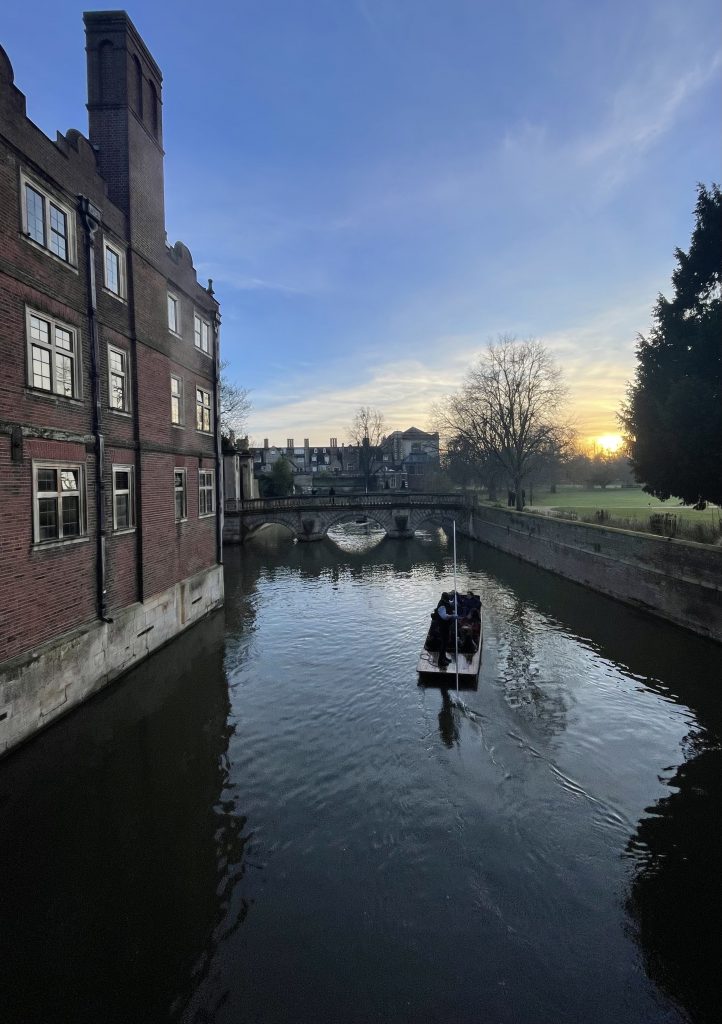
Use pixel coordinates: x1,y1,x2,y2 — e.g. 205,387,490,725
589,433,625,453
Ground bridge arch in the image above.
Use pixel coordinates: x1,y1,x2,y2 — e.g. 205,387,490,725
224,493,471,544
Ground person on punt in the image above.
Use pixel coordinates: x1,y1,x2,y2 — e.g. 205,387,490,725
435,593,458,668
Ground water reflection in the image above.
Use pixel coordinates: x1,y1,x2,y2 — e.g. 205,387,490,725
437,689,460,748
0,613,249,1024
626,747,721,1024
456,543,722,1024
0,527,719,1024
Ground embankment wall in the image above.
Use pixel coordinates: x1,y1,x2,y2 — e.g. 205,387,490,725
462,506,722,643
0,563,224,756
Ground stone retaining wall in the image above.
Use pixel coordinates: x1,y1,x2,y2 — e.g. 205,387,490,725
0,564,224,756
462,505,722,643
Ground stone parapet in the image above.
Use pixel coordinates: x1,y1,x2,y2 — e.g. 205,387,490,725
463,506,722,643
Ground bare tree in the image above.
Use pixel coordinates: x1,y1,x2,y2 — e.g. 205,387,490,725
348,406,386,491
436,336,572,510
219,360,252,441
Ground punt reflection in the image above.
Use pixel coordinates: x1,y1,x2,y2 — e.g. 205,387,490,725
0,612,248,1024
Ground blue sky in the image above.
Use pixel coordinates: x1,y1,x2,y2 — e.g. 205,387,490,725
4,1,720,444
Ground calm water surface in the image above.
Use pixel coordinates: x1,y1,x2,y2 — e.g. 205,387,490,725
1,525,720,1024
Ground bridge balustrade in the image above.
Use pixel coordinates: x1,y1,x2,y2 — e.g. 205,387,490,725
225,492,471,514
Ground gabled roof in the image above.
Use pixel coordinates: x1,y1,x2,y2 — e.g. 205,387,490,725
402,427,436,439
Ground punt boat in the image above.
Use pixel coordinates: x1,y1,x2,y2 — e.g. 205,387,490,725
417,592,482,689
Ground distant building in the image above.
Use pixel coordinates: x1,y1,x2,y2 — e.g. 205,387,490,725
383,427,440,489
0,12,223,755
251,438,344,481
249,428,440,492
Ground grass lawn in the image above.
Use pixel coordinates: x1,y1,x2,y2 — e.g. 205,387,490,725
530,487,720,522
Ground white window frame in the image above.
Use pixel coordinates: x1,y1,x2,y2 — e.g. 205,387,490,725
26,307,81,399
103,238,127,299
198,469,215,517
193,312,212,355
108,345,130,413
174,467,188,522
170,373,184,426
196,387,212,433
32,462,86,545
112,465,136,532
20,172,76,266
167,292,180,335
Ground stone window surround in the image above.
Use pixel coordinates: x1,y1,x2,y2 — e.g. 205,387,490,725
170,372,184,427
174,467,188,522
102,237,127,300
198,468,215,517
107,344,131,414
25,306,82,401
19,171,77,268
32,461,87,545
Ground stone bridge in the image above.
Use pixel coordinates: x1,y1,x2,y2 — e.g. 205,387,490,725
224,493,471,543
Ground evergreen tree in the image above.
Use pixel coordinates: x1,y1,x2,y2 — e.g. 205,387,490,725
269,457,294,496
621,185,722,504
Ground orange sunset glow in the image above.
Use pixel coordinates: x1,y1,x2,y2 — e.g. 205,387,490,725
592,434,625,453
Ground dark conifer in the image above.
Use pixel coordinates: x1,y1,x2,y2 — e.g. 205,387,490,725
621,184,722,505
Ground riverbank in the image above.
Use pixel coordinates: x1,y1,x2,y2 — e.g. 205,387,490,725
463,504,722,643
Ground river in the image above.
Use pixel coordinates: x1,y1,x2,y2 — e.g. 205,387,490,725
0,524,720,1024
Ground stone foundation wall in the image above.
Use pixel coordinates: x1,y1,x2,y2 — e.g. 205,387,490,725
0,563,224,756
463,506,722,643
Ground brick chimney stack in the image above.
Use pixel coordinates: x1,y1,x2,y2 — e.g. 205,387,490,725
84,11,165,261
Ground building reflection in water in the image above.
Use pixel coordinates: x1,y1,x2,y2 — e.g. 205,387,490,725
0,611,249,1024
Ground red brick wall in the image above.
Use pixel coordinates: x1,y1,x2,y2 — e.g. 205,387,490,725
140,452,217,599
0,436,97,662
0,17,221,669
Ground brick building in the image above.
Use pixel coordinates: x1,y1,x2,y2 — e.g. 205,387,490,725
0,12,224,755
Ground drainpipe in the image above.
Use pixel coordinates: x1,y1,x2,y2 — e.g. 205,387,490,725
210,291,223,566
79,196,112,622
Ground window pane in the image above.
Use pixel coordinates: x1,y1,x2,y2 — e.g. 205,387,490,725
109,349,124,373
115,470,129,491
203,408,210,431
55,353,74,397
30,315,50,345
202,321,210,352
174,471,184,489
62,495,80,536
115,493,130,529
106,247,120,293
49,204,68,260
54,326,72,352
60,469,79,492
194,315,201,347
25,185,45,244
168,295,177,332
175,490,184,520
110,373,125,409
171,395,180,424
32,345,52,391
38,497,58,540
37,468,57,492
171,376,180,396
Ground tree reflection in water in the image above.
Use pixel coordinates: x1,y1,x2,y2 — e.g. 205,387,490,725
626,743,721,1024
